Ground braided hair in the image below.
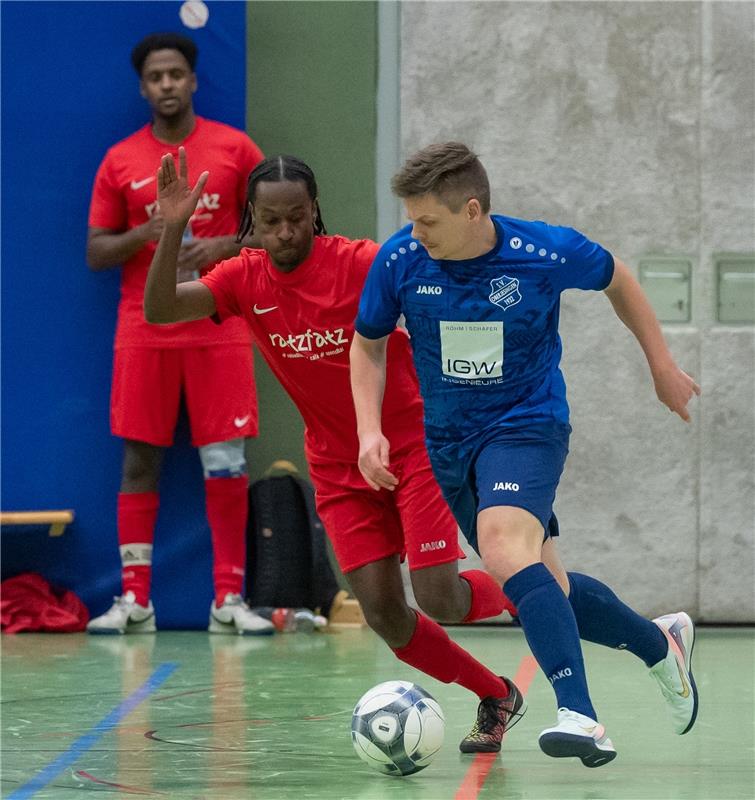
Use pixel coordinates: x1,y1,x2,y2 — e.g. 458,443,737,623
236,155,327,243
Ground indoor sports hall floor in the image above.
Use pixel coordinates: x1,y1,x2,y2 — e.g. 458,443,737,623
2,625,753,800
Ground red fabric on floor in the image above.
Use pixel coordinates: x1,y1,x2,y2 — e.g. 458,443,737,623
1,573,89,633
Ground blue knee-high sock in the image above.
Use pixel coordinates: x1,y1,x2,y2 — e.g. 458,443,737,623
504,563,596,719
568,572,668,668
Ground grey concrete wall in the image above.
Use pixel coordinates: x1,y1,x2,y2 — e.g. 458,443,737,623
398,1,754,621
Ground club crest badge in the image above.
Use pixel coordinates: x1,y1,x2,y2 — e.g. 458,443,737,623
489,275,522,310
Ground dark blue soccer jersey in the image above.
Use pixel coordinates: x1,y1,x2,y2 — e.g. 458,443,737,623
355,215,614,449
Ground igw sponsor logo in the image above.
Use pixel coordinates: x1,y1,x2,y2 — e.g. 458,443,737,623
493,481,519,491
269,327,348,353
416,285,442,295
420,540,446,553
445,358,499,377
549,667,573,685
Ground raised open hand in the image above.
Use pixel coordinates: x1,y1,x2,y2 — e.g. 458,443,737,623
157,146,209,226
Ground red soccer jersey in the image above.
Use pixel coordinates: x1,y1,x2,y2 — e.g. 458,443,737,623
89,116,263,348
201,236,426,465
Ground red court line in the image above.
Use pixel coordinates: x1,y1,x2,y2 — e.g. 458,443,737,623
454,655,538,800
74,771,168,796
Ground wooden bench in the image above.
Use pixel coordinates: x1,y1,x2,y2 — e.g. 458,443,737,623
327,589,367,628
0,510,75,537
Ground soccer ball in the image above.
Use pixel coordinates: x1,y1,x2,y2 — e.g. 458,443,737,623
351,680,445,776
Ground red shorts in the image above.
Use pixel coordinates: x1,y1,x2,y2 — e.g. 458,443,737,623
111,346,258,447
310,442,463,574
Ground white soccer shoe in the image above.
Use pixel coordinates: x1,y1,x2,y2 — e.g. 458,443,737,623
86,591,156,634
539,708,617,768
649,611,698,734
208,593,275,636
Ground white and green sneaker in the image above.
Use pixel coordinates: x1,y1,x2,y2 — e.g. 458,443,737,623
539,708,617,768
649,612,698,734
86,591,156,634
209,593,275,636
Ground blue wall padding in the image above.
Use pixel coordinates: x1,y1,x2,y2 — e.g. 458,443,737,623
1,1,248,628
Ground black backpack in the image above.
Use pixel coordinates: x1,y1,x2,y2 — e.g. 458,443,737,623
245,462,342,617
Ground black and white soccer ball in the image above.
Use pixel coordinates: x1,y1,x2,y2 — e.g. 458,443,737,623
351,680,445,776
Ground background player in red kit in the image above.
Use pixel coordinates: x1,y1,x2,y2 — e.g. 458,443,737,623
143,147,526,753
86,33,273,635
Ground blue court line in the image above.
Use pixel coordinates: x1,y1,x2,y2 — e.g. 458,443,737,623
7,661,179,800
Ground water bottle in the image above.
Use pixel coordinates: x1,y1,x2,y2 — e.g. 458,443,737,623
293,608,316,633
271,608,298,632
293,608,328,631
251,606,326,632
176,219,199,283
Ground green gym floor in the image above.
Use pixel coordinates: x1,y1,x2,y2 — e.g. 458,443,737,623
1,626,753,800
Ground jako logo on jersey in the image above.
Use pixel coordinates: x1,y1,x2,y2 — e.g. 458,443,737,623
549,667,573,684
269,328,348,353
489,275,522,310
446,359,499,377
416,285,443,295
420,540,446,553
493,481,519,491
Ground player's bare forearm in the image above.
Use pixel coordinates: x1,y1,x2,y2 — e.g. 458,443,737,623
350,332,388,436
86,226,152,271
605,258,675,375
180,235,245,271
176,230,258,274
144,223,215,324
350,332,398,490
218,230,262,256
144,222,184,322
215,234,246,259
605,258,700,421
145,148,216,324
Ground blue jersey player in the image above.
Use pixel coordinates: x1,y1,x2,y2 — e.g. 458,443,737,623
351,142,700,768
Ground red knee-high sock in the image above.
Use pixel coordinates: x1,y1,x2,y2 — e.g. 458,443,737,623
118,492,159,607
204,476,248,605
393,612,509,699
460,569,519,621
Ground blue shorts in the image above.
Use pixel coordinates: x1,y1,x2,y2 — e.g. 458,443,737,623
427,422,570,553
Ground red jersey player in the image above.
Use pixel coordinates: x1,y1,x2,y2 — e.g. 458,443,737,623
86,33,273,636
143,147,526,753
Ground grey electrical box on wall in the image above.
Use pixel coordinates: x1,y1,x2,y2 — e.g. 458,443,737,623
716,255,755,324
638,257,692,323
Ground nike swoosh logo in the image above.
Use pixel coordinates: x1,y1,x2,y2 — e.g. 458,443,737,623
234,415,251,428
676,661,691,698
253,305,277,315
131,176,155,190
